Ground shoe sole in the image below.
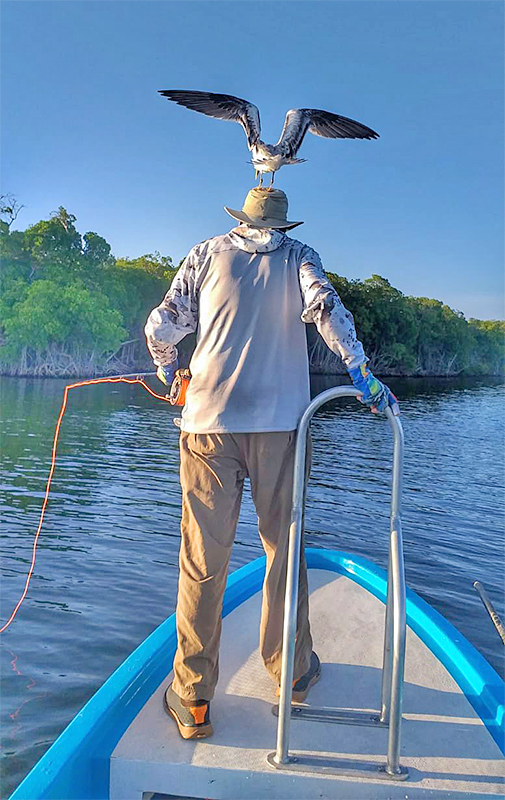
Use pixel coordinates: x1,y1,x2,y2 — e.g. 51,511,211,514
276,664,322,704
163,692,214,739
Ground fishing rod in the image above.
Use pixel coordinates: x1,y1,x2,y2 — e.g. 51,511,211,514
103,371,156,378
109,369,191,405
473,581,505,646
0,370,182,635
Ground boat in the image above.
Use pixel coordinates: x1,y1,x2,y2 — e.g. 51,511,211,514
9,387,505,800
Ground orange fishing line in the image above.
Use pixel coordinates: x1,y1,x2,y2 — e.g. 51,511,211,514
0,377,170,634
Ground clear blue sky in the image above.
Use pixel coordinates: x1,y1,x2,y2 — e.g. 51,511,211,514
2,1,504,320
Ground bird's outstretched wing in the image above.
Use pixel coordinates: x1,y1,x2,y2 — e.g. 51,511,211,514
158,90,261,150
277,108,379,158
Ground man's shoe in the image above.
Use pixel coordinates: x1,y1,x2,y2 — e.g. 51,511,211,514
276,651,321,703
164,684,213,739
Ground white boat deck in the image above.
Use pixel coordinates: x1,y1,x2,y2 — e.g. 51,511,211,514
111,570,504,799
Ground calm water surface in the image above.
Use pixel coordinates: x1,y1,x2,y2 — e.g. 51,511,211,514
1,375,504,797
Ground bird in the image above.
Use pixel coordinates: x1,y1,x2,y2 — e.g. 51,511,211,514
158,89,379,187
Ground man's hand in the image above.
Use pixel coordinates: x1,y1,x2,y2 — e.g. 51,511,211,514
156,361,178,387
348,363,400,416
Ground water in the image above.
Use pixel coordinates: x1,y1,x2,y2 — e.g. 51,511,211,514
1,375,504,797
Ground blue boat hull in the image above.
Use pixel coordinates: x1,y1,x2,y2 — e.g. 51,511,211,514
10,549,505,800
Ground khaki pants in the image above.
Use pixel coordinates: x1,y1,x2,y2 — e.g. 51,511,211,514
172,430,313,702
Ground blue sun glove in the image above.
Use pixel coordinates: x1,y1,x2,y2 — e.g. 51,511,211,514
156,359,178,387
348,363,400,416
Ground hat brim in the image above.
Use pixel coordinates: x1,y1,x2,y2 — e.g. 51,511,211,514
224,206,303,231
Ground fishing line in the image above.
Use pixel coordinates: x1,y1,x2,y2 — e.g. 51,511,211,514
0,375,170,635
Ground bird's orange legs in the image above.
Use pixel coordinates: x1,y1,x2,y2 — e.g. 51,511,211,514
254,170,274,189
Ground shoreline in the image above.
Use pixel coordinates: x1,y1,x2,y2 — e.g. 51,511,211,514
1,370,504,380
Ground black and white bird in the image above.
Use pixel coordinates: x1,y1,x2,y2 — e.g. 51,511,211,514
159,89,379,187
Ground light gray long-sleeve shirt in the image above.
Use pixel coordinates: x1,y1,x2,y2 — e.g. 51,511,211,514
145,225,366,433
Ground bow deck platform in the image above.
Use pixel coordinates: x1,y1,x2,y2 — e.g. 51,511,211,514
110,569,504,799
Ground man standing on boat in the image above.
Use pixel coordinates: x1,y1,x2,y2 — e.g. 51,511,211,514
145,187,398,739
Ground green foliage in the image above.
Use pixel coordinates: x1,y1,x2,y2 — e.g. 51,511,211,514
0,203,503,376
0,206,159,374
1,280,126,364
467,319,505,375
111,253,176,340
323,272,504,376
115,251,175,280
24,210,82,265
82,232,113,265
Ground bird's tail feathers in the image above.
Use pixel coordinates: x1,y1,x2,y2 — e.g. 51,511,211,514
287,158,307,165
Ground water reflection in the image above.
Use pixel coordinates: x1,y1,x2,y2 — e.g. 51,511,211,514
308,374,505,678
0,375,504,796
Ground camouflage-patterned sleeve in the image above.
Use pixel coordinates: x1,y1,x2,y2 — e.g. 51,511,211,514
144,250,199,367
298,247,367,371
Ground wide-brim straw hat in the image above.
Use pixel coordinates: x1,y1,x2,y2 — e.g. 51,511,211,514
225,187,303,231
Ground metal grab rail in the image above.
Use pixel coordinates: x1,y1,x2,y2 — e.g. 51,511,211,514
267,387,408,781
